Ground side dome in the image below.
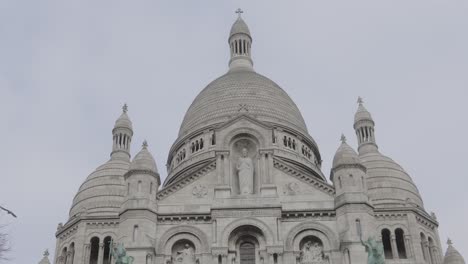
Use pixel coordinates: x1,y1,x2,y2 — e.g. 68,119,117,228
129,141,158,173
444,239,466,264
114,104,132,130
332,135,361,168
359,151,424,208
69,159,129,217
178,70,308,137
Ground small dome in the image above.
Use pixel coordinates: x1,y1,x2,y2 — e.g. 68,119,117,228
359,151,424,208
38,250,51,264
114,104,133,130
230,16,251,38
444,239,466,264
354,97,373,123
69,159,129,218
129,141,158,173
332,135,361,168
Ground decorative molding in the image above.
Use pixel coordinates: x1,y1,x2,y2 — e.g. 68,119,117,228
57,224,79,240
212,208,281,218
416,215,436,230
374,212,408,221
157,160,216,201
282,211,336,221
192,184,208,198
157,214,211,224
274,158,334,196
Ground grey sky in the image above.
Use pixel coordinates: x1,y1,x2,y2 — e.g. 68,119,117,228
0,1,467,263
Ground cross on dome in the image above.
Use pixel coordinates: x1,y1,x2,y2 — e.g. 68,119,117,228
340,134,347,143
142,140,148,148
44,249,49,257
357,96,364,105
235,8,243,18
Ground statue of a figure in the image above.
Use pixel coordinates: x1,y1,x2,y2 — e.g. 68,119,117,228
361,237,385,264
237,148,253,194
175,244,195,264
110,243,134,264
300,241,327,264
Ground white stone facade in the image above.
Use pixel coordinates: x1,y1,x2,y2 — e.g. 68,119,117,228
52,12,460,264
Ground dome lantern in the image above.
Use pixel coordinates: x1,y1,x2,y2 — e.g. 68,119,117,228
443,239,466,264
111,104,133,161
228,8,254,71
354,97,378,154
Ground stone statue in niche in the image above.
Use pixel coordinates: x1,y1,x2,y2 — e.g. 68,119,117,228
299,241,328,264
237,148,254,194
174,244,195,264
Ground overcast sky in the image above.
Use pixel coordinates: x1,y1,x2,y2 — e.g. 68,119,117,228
1,1,467,263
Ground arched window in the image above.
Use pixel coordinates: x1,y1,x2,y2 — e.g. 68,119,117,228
61,247,68,264
343,248,352,264
200,138,204,149
420,233,427,261
150,182,153,194
68,243,75,264
133,225,139,242
89,237,100,264
103,236,112,264
395,228,407,259
338,176,342,189
382,229,393,259
218,255,222,264
273,253,278,264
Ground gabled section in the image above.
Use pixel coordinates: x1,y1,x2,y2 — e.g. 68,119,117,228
273,157,335,196
157,160,216,201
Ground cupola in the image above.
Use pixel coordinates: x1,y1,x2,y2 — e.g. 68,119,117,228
228,8,253,71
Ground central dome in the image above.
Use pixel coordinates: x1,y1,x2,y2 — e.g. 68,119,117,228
178,70,308,137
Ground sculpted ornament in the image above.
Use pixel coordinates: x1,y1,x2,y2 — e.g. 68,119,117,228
299,241,329,264
237,148,254,194
174,244,196,264
284,182,301,195
192,184,208,198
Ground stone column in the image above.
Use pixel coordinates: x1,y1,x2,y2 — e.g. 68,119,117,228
83,244,90,264
216,154,223,184
267,151,273,183
97,243,104,264
223,152,230,184
391,234,399,259
423,241,432,264
405,235,413,258
260,153,267,184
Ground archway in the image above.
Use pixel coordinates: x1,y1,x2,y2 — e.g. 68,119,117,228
227,225,267,264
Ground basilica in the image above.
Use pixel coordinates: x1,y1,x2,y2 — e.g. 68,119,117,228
49,11,465,264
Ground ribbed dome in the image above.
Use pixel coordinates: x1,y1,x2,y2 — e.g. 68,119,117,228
333,136,361,168
359,151,424,208
444,240,466,264
69,159,129,218
178,70,308,137
230,17,251,37
129,141,158,173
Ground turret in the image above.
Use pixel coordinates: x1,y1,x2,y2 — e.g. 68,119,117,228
111,104,133,160
354,97,378,154
443,239,466,264
38,250,51,264
331,135,374,264
119,140,159,262
228,8,254,71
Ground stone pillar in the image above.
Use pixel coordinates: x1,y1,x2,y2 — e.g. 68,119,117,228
216,154,223,184
423,241,432,264
223,153,230,184
260,153,267,184
405,235,413,258
391,234,399,259
83,244,90,264
97,243,104,264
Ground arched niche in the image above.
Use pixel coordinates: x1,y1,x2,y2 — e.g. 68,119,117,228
157,225,210,254
227,225,267,264
285,222,339,252
171,239,197,264
230,134,259,195
221,218,275,247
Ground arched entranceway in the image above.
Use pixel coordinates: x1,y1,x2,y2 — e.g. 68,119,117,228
227,225,267,264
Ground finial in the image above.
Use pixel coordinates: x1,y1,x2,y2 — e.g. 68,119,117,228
447,238,453,246
142,140,148,149
340,134,347,143
235,8,243,18
122,103,128,113
43,249,49,257
357,97,364,105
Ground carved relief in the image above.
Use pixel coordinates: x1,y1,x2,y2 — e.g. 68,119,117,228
192,184,208,198
283,182,301,195
298,237,329,264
